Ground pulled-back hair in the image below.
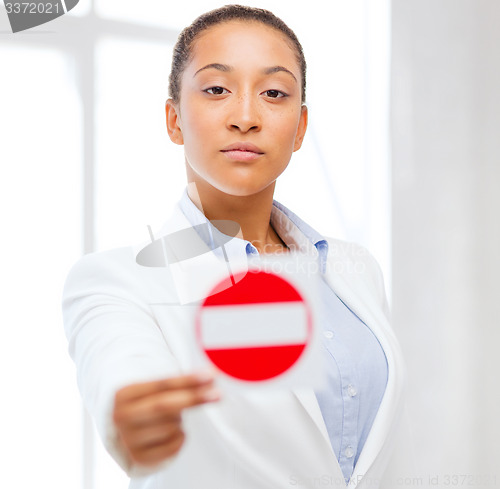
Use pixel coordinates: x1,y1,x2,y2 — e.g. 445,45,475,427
168,4,307,104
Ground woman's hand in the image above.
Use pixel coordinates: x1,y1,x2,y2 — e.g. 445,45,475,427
113,371,220,467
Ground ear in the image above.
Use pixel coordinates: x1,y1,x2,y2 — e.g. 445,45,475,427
293,104,308,152
165,98,184,145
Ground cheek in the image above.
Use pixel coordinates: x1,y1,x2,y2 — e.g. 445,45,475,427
181,109,211,145
272,110,301,148
181,111,222,167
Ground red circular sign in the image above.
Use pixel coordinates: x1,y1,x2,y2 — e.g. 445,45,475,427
195,270,312,381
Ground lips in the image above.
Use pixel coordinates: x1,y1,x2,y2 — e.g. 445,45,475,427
221,142,264,162
221,142,264,154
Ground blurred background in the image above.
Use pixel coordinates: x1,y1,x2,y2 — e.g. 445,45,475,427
0,1,498,488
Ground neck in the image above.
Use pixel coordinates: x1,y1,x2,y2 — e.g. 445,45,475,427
186,177,287,254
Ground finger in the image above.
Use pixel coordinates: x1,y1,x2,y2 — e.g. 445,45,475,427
125,419,182,451
115,370,216,403
123,411,181,431
129,429,186,467
116,383,220,427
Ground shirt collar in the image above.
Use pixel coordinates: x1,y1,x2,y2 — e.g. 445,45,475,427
178,188,329,273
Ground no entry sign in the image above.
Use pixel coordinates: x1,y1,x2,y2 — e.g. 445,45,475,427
195,270,313,382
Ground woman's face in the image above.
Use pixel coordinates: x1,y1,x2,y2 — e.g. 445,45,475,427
166,20,308,197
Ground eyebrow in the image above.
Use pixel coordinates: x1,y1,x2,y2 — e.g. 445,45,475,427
193,63,297,82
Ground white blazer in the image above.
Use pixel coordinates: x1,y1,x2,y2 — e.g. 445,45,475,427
62,201,407,489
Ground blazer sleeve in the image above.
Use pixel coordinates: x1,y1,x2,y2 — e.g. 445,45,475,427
61,247,180,477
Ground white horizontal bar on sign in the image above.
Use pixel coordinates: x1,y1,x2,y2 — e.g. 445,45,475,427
199,302,308,349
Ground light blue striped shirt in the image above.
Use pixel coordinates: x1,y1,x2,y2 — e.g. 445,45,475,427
178,190,388,484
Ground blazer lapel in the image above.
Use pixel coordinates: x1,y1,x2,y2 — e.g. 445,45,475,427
322,253,406,486
292,388,334,449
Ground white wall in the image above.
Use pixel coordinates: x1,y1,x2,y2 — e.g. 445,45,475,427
391,0,500,482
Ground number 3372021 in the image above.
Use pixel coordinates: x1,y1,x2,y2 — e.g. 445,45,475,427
5,3,61,14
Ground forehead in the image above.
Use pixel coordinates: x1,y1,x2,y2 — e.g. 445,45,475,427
186,20,299,74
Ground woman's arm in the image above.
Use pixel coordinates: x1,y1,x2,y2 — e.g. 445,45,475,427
61,247,219,475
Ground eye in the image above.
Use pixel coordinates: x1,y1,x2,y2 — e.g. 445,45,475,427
264,89,287,98
204,86,229,95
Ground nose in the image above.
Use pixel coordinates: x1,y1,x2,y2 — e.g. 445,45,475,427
227,92,261,133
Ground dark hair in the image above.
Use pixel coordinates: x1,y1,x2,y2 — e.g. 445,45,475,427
168,4,307,104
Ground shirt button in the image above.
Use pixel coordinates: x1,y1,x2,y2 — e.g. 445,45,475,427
347,384,357,397
344,446,354,459
324,330,334,339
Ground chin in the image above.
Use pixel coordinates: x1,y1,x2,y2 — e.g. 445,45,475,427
219,185,267,197
212,179,274,198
